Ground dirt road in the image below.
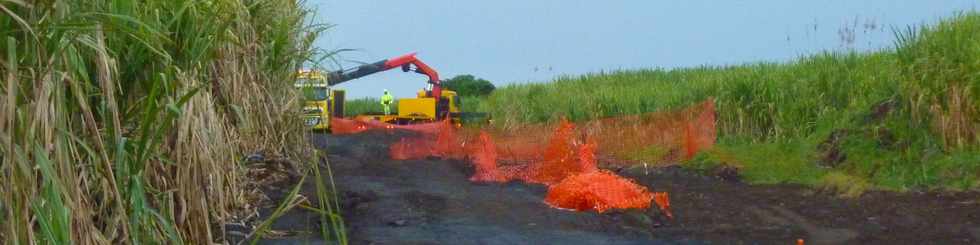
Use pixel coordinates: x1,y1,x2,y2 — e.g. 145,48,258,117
248,130,980,244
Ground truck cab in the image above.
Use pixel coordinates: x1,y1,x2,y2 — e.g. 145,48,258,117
295,70,344,131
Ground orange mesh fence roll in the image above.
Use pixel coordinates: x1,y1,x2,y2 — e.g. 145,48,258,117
544,170,654,213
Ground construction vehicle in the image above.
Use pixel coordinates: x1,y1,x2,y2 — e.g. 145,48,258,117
329,52,462,124
296,52,474,131
295,70,345,130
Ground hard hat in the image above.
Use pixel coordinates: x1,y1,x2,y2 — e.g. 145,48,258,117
384,89,389,93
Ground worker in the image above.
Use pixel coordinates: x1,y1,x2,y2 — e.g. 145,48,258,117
381,89,394,115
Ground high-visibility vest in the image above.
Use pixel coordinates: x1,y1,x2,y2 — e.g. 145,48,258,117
381,94,393,104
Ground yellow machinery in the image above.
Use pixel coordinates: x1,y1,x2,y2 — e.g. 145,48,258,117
298,52,481,131
295,70,344,131
353,89,462,124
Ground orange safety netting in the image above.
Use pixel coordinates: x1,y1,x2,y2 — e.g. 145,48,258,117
465,98,717,167
526,119,586,185
387,119,467,160
390,137,436,160
330,117,445,135
357,99,715,213
577,137,598,174
653,192,673,219
589,99,717,165
471,119,653,213
544,170,654,213
468,131,506,182
465,119,600,184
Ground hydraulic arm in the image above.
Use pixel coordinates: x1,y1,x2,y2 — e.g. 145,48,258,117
326,52,443,101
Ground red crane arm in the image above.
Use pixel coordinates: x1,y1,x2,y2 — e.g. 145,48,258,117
382,53,442,100
326,52,442,101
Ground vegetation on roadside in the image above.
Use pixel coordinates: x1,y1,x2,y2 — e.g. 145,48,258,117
444,74,495,97
345,98,396,116
0,0,344,243
480,12,980,194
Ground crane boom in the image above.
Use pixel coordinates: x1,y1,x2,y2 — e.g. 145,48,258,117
326,52,442,100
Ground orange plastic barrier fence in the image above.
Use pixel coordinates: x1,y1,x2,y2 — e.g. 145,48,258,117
329,117,370,135
526,119,583,185
386,119,468,160
578,137,598,174
587,99,716,165
469,132,506,182
346,99,715,213
458,98,717,166
653,192,673,219
544,170,654,213
330,117,445,135
390,137,436,160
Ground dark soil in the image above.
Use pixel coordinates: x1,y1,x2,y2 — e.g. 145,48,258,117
245,130,980,245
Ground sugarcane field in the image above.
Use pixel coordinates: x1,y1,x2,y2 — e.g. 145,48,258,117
2,1,979,244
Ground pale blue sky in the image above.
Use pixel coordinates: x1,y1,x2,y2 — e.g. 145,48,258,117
306,1,978,99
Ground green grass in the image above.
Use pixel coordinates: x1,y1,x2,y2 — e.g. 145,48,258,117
481,12,980,194
345,98,397,116
1,0,345,243
687,138,828,186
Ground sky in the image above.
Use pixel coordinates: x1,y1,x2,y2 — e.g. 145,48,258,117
306,1,978,99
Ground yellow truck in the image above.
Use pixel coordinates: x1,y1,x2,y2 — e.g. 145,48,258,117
295,69,344,131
